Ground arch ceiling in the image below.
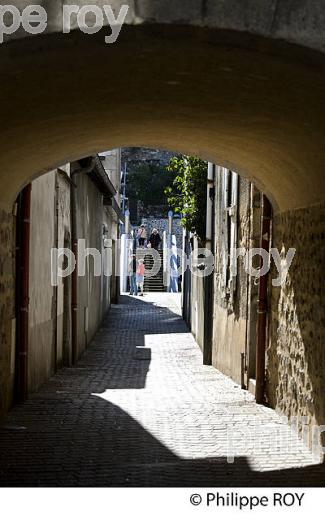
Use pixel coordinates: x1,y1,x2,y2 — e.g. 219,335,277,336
1,1,325,212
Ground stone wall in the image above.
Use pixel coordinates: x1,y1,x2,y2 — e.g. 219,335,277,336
0,207,14,418
121,148,174,168
140,216,183,251
266,202,325,437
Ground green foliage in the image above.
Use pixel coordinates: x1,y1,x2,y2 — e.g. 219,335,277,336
126,163,175,208
164,155,207,241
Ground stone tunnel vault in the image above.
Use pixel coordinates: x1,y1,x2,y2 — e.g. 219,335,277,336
0,24,325,213
0,18,325,436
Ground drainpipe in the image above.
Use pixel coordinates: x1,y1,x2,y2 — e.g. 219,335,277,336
53,173,59,370
71,167,78,365
243,183,253,389
203,163,215,365
71,193,77,365
255,194,272,404
205,163,214,251
18,183,31,402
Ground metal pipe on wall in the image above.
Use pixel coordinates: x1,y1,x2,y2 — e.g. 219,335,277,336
203,163,215,366
71,169,79,365
53,173,59,370
206,162,214,251
243,183,254,389
17,183,32,402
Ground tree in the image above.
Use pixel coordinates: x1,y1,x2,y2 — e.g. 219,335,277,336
164,155,207,242
126,163,175,209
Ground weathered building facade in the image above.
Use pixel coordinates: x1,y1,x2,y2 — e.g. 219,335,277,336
211,170,261,391
27,167,71,393
183,168,261,382
184,163,325,450
72,152,122,359
0,151,122,419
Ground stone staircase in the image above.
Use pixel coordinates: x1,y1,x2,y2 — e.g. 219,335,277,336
143,249,165,292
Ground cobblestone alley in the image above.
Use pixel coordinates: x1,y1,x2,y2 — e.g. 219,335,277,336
0,294,324,487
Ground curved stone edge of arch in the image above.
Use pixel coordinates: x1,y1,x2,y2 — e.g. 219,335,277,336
2,0,325,54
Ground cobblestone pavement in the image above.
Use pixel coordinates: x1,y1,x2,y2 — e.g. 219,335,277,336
0,293,325,486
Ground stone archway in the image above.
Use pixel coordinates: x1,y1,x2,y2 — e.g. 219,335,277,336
0,16,325,210
0,1,324,438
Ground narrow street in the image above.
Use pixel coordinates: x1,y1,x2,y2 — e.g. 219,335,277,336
0,294,324,487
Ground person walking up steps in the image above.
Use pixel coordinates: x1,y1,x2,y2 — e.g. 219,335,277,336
148,228,161,250
137,224,147,248
136,259,145,296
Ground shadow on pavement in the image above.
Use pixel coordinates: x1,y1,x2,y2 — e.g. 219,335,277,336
0,296,324,486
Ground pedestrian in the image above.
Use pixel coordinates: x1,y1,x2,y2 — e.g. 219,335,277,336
136,258,145,296
137,224,147,247
148,228,162,250
128,254,137,296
